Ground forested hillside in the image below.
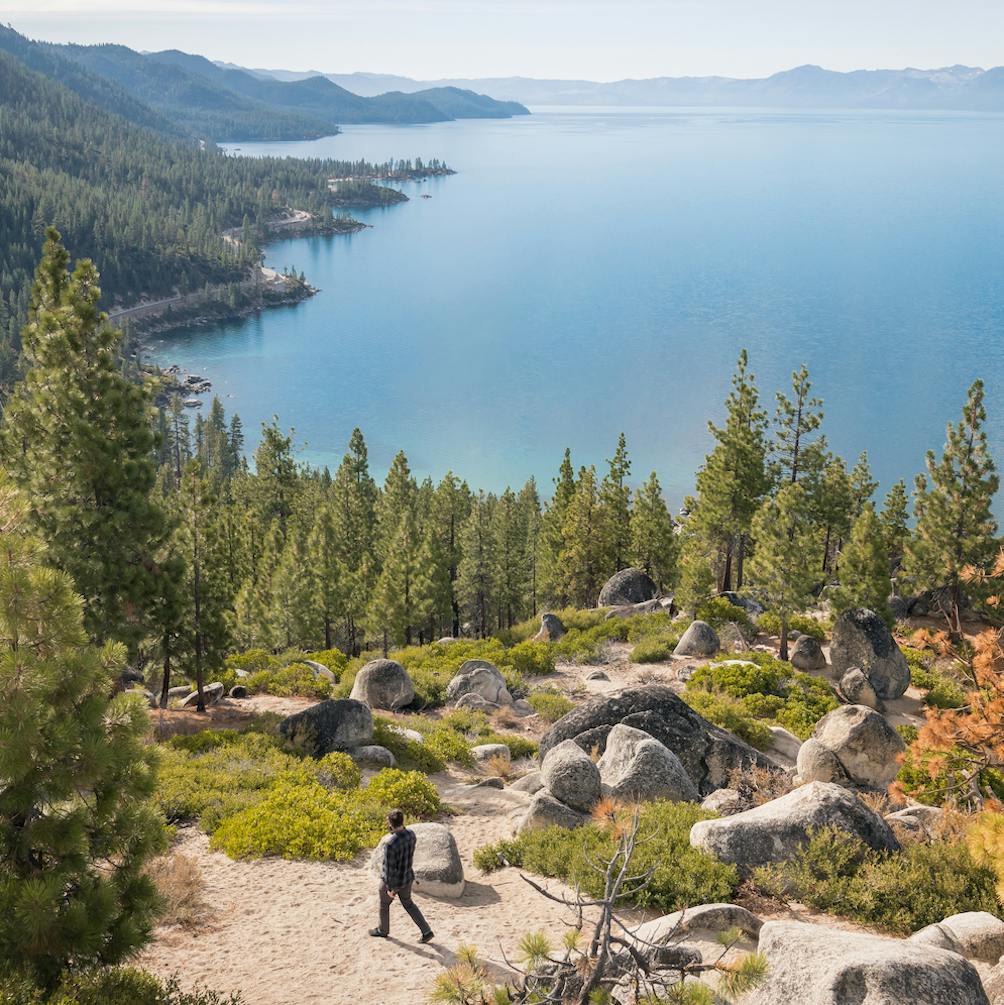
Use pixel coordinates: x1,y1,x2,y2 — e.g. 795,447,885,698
0,46,449,386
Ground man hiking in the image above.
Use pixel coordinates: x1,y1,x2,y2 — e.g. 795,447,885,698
369,808,434,944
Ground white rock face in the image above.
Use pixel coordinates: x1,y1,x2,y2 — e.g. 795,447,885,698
369,822,465,898
747,920,990,1005
910,912,1004,963
445,660,513,707
471,742,511,764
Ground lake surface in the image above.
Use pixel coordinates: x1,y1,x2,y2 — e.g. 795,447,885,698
149,107,1004,506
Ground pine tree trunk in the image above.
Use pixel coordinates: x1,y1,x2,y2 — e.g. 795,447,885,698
159,646,171,709
779,611,790,662
736,535,747,589
382,629,389,658
721,539,734,593
821,525,831,573
324,617,333,651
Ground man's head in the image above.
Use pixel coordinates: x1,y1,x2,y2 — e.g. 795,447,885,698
387,808,405,831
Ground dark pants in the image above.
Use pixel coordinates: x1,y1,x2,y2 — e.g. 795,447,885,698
378,881,430,937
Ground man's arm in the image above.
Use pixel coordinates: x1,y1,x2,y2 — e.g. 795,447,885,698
383,835,407,893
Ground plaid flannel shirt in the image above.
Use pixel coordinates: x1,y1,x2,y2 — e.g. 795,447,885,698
382,828,416,892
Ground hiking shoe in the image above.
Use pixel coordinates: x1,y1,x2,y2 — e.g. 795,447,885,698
419,931,435,944
369,928,388,938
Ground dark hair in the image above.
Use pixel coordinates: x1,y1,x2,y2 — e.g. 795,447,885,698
387,809,405,829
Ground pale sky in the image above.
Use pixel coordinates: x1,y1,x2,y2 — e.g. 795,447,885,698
2,0,1002,80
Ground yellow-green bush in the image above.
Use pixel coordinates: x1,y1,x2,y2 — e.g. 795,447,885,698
364,769,442,817
474,801,738,912
681,691,773,749
695,596,756,637
305,648,348,676
751,827,1000,934
0,969,245,1005
245,663,332,699
528,689,574,723
372,718,446,773
628,632,681,663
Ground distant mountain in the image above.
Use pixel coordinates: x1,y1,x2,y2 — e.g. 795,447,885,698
242,63,1004,112
0,27,529,142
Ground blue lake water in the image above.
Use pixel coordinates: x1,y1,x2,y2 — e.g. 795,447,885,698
149,107,1004,505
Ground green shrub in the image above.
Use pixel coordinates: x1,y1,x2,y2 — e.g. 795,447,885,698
625,611,675,641
505,640,556,677
245,663,332,699
364,769,442,817
423,726,475,767
896,742,1004,807
311,752,361,791
305,648,348,676
210,782,385,861
0,968,246,1005
757,611,826,642
681,691,773,749
752,827,1000,934
629,633,679,663
167,729,245,754
528,690,574,723
225,648,279,674
372,719,445,773
903,649,968,709
689,660,782,698
695,596,756,637
474,801,738,912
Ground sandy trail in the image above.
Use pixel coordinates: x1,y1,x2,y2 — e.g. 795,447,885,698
139,778,611,1005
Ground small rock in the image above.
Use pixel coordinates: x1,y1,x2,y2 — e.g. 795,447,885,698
673,621,720,658
453,693,501,713
351,744,396,768
533,612,566,641
179,681,224,708
228,685,249,699
300,659,337,683
796,704,905,789
446,660,513,707
790,634,827,671
839,666,882,711
473,776,505,789
586,669,610,682
701,788,744,816
510,770,544,794
519,791,590,832
766,725,802,761
471,743,511,763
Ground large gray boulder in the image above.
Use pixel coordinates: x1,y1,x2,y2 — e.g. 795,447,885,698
510,770,544,794
180,681,225,707
278,698,374,756
631,903,763,948
910,912,1004,963
598,567,657,607
689,781,899,872
597,724,699,803
795,704,905,789
370,822,464,898
520,791,590,832
533,612,566,642
830,608,910,700
350,744,396,768
720,592,765,617
985,958,1004,1004
541,739,601,812
539,685,780,796
718,621,753,653
349,658,415,711
673,620,720,658
445,660,513,707
747,920,989,1005
885,804,944,840
790,634,827,671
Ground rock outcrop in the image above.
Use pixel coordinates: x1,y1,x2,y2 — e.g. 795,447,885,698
795,704,905,789
747,920,989,1005
689,781,899,872
370,822,465,898
597,724,699,803
830,607,910,700
910,912,1004,963
349,658,415,711
520,791,590,831
539,685,780,795
673,620,720,658
598,567,658,607
838,666,882,711
278,698,374,756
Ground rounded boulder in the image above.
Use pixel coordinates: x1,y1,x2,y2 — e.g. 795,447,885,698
349,658,415,711
598,567,658,607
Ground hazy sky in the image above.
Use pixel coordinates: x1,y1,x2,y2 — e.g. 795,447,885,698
3,0,1002,79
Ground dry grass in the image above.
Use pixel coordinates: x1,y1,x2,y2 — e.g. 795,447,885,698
726,764,794,809
485,753,513,780
147,851,214,931
490,707,520,731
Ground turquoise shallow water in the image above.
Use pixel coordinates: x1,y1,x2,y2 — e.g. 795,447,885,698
149,107,1004,504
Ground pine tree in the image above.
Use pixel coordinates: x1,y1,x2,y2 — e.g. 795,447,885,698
331,429,378,654
748,483,816,660
171,463,233,709
630,471,679,591
457,492,496,638
412,518,453,642
560,466,605,608
849,451,878,518
880,479,911,569
253,419,298,544
0,481,166,986
831,503,893,623
270,531,314,650
690,350,770,590
368,507,420,651
813,455,853,574
492,487,529,629
539,449,576,606
3,228,176,653
598,433,632,573
906,380,999,635
305,502,344,650
773,364,826,487
518,478,543,616
429,473,471,637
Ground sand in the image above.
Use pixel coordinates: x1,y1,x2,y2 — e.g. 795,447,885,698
139,777,613,1005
